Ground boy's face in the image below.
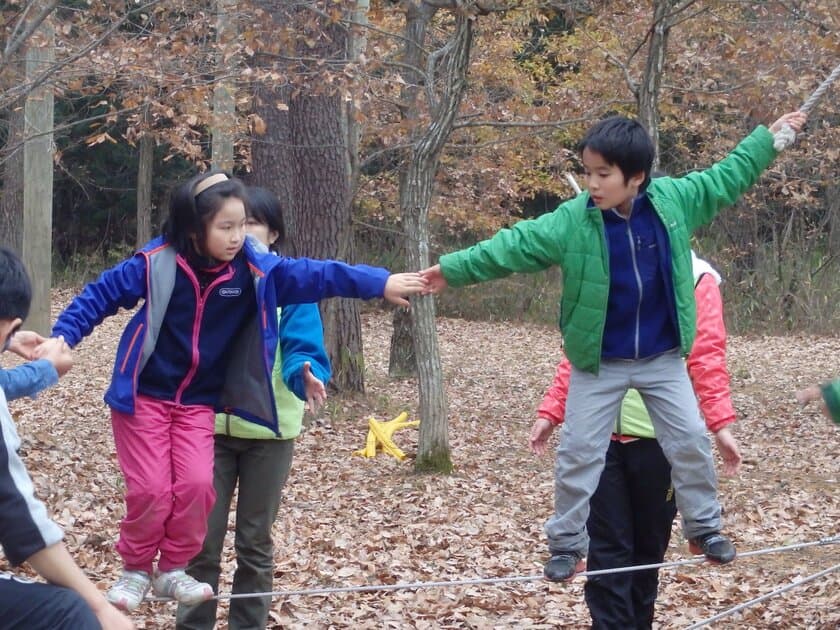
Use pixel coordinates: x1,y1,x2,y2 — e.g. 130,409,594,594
582,147,645,213
0,317,22,353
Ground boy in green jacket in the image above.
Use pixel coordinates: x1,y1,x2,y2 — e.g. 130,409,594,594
421,109,807,581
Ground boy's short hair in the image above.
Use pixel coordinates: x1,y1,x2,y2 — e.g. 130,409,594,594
0,247,32,322
579,116,655,187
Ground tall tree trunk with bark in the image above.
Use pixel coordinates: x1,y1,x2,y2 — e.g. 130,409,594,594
251,2,365,392
637,0,676,169
396,4,474,474
0,105,24,253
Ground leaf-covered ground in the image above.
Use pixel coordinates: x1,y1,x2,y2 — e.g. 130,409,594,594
3,294,838,629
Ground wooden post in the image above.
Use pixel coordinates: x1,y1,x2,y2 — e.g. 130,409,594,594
22,10,55,335
212,0,236,171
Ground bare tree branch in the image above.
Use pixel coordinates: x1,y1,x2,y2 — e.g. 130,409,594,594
1,0,59,64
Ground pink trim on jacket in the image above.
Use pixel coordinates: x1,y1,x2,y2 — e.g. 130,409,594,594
537,272,735,433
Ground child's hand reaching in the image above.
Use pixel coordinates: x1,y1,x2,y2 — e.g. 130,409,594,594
34,336,73,377
383,273,428,307
419,264,448,294
302,361,326,414
796,384,832,421
7,330,46,360
795,385,821,406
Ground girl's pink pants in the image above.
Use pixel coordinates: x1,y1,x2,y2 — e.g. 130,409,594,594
111,395,215,574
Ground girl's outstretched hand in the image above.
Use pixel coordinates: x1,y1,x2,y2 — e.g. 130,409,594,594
302,361,327,414
769,110,807,134
383,272,427,307
419,264,448,294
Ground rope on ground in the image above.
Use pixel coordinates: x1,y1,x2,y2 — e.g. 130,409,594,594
143,533,838,603
685,561,840,629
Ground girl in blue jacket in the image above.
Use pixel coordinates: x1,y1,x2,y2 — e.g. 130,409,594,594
48,172,425,612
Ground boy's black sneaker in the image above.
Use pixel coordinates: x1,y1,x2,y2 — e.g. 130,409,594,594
689,532,736,564
543,550,585,582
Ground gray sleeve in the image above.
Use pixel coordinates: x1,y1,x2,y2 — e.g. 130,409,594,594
0,391,63,566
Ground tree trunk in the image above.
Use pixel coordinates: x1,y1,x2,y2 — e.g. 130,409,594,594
250,2,365,392
0,105,24,254
21,8,55,334
136,132,154,248
211,0,236,171
637,0,673,170
396,6,474,474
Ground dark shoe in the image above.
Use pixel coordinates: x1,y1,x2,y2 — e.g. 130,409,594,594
689,532,736,564
544,551,586,582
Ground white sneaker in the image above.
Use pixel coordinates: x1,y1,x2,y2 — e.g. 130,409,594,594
107,570,151,611
152,568,213,604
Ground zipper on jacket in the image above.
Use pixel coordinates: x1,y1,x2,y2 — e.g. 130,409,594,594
624,221,644,359
174,269,234,404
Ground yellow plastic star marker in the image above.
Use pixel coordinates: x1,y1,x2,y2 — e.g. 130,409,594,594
352,411,420,461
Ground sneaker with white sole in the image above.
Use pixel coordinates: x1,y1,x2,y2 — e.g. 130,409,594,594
107,569,151,611
152,568,214,604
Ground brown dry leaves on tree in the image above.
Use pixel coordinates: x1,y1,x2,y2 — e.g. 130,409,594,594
1,291,838,628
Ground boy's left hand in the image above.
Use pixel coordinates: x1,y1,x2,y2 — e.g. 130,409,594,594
769,111,807,134
302,361,327,414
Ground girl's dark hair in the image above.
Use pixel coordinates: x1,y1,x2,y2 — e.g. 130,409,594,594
246,186,286,253
0,247,32,322
162,171,248,257
579,116,655,189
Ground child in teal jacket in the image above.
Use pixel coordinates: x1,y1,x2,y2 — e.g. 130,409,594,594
176,186,330,630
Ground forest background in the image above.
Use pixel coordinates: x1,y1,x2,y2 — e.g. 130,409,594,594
1,0,837,335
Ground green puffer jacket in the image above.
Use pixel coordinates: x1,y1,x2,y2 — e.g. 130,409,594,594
821,378,840,425
440,126,777,374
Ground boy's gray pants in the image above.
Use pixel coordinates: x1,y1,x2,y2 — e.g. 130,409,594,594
545,350,721,554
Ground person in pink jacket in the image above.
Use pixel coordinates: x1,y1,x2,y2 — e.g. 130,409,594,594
529,251,741,629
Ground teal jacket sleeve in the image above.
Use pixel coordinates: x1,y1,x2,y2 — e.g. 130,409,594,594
666,125,778,232
0,361,58,401
439,203,570,287
820,378,840,425
278,303,331,401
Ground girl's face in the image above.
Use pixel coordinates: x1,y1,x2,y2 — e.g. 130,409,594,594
203,197,247,261
245,217,279,248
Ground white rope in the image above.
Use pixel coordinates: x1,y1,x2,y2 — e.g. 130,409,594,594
773,61,840,151
143,533,839,603
685,562,840,629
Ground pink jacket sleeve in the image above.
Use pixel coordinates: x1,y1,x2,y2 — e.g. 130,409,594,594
686,273,736,432
537,359,572,425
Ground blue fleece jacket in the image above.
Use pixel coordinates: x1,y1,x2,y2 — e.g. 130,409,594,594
600,193,680,359
51,235,388,435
